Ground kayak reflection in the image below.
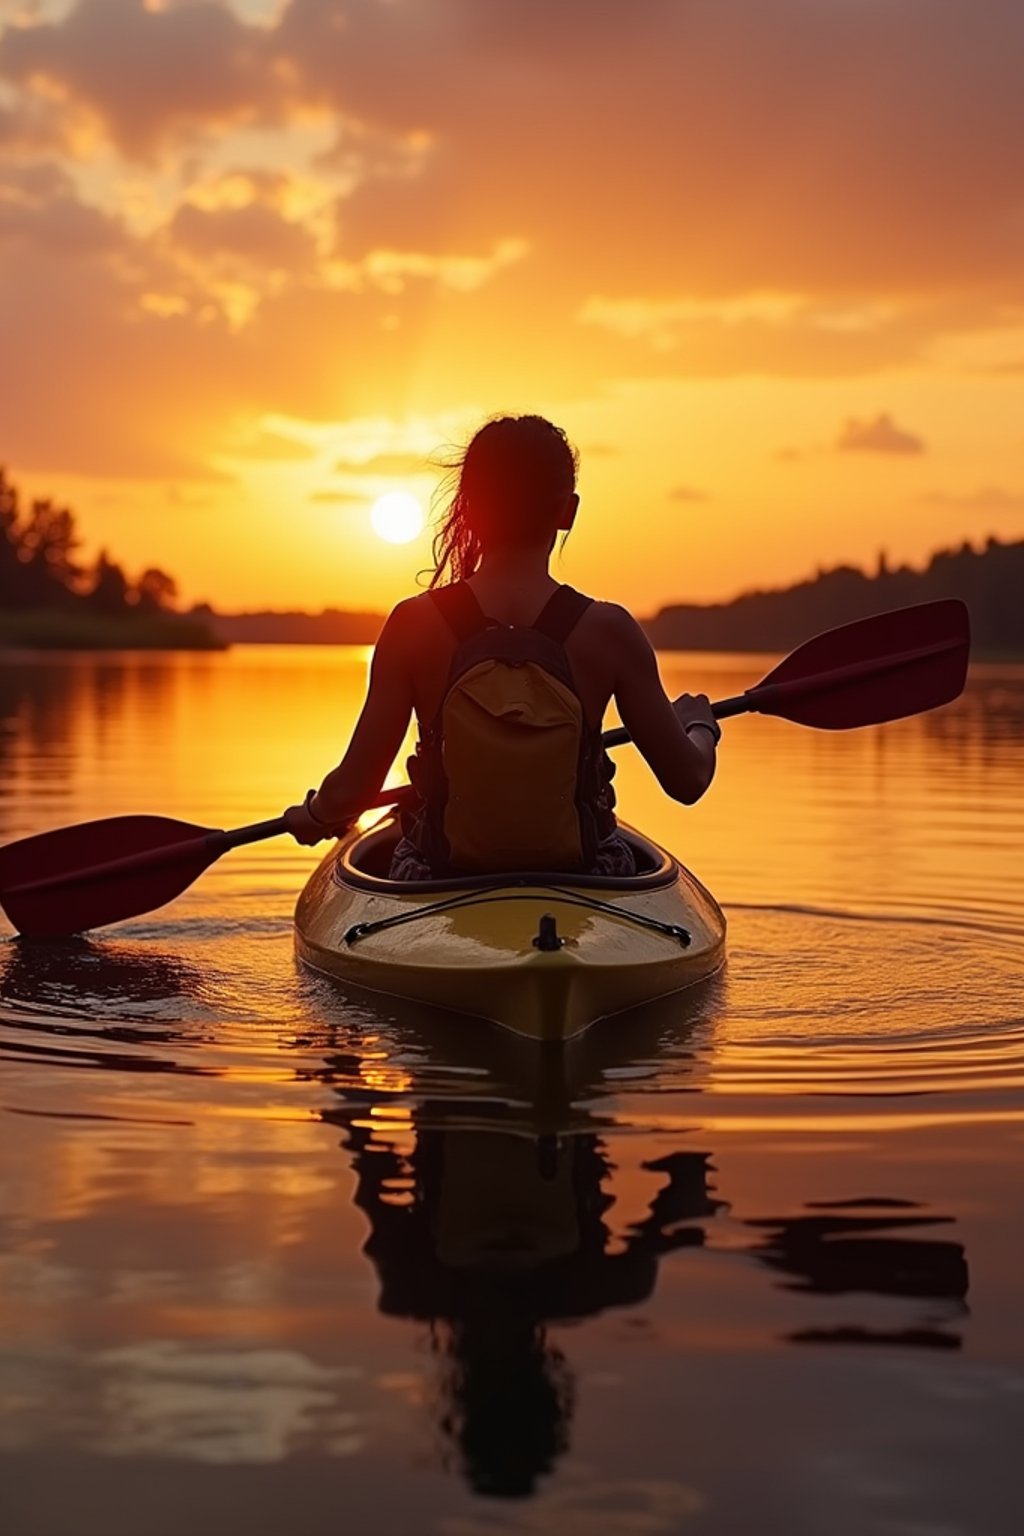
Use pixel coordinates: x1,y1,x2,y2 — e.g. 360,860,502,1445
308,970,974,1494
324,1096,723,1498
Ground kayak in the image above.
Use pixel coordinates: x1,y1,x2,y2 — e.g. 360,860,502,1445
294,815,726,1043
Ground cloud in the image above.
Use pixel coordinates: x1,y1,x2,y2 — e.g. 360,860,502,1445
575,293,961,379
275,0,1024,300
356,238,529,296
223,430,314,461
0,0,283,159
669,485,709,503
0,163,127,254
0,205,245,478
6,0,1024,300
168,200,318,272
331,147,465,262
3,0,1024,485
836,414,925,456
920,486,1024,514
308,489,367,505
0,91,66,154
165,484,217,508
333,451,429,476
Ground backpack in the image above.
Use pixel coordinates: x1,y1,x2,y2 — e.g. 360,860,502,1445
407,583,614,874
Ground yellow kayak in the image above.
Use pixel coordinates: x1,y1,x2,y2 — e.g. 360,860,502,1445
294,815,726,1043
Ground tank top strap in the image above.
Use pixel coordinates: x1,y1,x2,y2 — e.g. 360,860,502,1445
427,582,492,643
532,584,593,644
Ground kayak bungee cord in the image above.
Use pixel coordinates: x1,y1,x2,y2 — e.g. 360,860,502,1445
342,885,693,949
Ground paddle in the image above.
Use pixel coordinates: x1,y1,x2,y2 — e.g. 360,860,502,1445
0,598,969,938
604,595,971,746
0,802,401,941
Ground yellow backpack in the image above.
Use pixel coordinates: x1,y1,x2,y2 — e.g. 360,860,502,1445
409,584,611,874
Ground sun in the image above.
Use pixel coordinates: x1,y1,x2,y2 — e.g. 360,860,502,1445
370,491,425,545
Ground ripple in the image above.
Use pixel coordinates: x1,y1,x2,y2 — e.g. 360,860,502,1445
725,900,1024,942
2,892,1023,1144
704,1022,1024,1101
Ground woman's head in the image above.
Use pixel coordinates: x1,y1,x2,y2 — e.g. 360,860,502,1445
430,415,579,586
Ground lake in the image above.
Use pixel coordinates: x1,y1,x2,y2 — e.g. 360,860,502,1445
1,646,1022,1536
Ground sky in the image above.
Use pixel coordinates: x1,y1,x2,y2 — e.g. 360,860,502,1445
2,0,1024,614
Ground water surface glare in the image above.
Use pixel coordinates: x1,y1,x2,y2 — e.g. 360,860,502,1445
1,648,1022,1536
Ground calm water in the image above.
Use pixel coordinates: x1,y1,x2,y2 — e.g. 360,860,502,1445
1,647,1022,1536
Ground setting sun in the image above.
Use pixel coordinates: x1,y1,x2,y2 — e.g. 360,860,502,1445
370,492,425,545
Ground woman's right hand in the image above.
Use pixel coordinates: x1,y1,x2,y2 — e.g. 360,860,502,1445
283,802,331,846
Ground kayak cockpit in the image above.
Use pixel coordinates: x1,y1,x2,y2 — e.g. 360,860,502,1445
336,816,681,895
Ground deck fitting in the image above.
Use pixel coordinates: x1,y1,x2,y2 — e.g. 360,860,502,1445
532,913,564,952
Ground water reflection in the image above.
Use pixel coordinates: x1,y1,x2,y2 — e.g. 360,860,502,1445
324,1090,723,1497
748,1198,969,1350
0,935,208,1023
0,936,215,1080
320,1028,970,1496
0,947,983,1509
0,657,183,811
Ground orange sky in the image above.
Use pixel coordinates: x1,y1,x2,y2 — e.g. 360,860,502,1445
2,0,1024,613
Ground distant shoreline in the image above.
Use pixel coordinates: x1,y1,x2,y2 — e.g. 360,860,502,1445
0,610,226,652
4,535,1020,657
2,623,1020,665
194,607,384,647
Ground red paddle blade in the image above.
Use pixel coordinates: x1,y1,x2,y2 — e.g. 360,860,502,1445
748,599,971,729
0,815,221,938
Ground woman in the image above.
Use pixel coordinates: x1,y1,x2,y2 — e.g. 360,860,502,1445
284,415,719,875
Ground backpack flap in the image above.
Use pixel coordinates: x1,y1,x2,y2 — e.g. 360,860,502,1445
442,659,585,871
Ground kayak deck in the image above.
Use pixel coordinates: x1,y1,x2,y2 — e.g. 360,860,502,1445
294,816,726,1043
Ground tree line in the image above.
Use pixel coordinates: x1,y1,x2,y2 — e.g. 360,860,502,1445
1,467,179,615
644,538,1024,656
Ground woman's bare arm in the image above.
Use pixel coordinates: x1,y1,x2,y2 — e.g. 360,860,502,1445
285,602,416,842
605,606,718,805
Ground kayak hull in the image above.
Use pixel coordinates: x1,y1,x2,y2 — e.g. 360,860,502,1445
294,816,726,1043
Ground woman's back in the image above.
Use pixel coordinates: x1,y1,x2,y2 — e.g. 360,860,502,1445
284,414,720,872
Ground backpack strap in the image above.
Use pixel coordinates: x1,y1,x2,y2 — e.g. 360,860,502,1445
532,584,593,644
428,582,492,644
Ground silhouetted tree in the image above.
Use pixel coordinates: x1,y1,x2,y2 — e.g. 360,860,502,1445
0,467,23,606
645,537,1024,655
1,465,216,647
134,567,178,612
88,549,131,613
3,494,81,608
0,467,18,537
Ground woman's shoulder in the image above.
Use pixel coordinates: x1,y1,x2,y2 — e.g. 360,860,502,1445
383,591,440,625
566,597,649,678
584,595,640,622
576,596,645,640
376,591,449,649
